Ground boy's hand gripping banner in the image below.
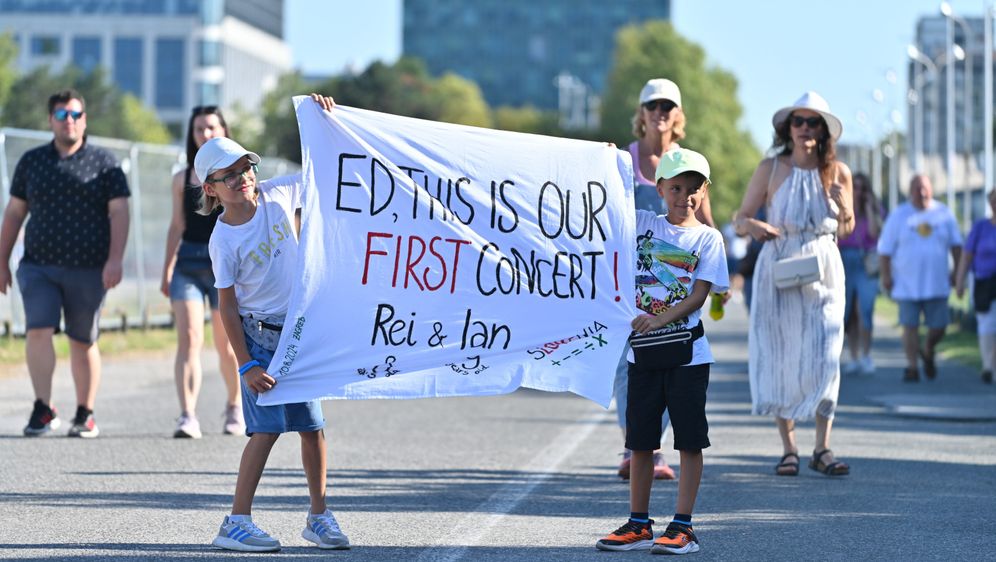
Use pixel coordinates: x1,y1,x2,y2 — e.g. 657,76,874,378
257,97,636,407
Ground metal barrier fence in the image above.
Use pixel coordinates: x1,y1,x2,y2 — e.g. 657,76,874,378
0,127,299,335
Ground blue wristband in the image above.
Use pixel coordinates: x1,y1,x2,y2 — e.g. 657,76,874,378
238,359,261,376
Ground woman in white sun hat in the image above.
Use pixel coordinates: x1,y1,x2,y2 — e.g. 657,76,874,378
613,78,717,482
733,91,855,478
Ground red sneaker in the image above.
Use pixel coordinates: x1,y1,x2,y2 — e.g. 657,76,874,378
617,450,632,480
653,452,676,480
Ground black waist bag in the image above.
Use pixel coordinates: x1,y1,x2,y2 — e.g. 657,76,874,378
629,321,704,369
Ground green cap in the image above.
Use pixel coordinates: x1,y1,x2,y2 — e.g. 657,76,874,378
655,148,711,182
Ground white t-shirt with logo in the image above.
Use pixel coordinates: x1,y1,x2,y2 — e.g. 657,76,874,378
877,201,963,300
210,175,301,317
627,210,730,365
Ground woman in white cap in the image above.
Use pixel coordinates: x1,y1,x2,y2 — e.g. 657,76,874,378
733,92,855,477
613,79,715,482
160,106,243,439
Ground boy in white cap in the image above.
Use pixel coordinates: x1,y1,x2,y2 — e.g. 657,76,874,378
197,95,349,553
596,147,728,555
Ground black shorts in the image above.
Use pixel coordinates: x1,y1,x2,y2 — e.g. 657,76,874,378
625,362,710,452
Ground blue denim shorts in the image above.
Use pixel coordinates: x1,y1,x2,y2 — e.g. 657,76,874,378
17,261,105,344
898,298,950,329
169,266,219,309
840,247,879,328
241,332,324,436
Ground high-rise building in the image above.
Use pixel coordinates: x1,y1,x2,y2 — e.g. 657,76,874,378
909,14,988,157
403,0,671,125
0,0,291,136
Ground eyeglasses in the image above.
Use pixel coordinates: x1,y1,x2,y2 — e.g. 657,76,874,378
207,163,257,190
790,115,823,129
53,109,84,121
643,99,677,113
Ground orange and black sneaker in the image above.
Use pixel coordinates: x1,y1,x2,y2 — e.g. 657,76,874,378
595,519,654,551
651,521,700,555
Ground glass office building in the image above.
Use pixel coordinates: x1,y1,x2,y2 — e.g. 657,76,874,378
403,0,671,111
1,0,291,135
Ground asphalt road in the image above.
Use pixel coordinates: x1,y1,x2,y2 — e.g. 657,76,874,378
1,295,994,561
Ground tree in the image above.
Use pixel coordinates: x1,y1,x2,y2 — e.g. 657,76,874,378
601,21,760,222
0,33,17,117
259,58,496,161
0,63,170,143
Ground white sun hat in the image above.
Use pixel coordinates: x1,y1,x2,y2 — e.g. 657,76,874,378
771,91,843,141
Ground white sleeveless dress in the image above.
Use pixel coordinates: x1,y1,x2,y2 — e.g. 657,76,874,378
749,164,845,420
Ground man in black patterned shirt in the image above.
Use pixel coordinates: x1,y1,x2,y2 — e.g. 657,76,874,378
0,89,130,438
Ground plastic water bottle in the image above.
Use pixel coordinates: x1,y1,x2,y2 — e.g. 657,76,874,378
709,292,726,321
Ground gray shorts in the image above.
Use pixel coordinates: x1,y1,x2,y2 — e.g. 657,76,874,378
898,298,950,329
17,261,106,344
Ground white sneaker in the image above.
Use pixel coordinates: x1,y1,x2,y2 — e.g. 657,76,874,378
302,509,350,549
212,516,281,552
173,414,202,439
859,356,876,376
223,403,245,435
841,360,859,376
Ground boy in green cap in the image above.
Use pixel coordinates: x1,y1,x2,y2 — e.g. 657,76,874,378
596,147,729,555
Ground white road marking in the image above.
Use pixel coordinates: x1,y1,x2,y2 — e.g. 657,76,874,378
415,407,612,562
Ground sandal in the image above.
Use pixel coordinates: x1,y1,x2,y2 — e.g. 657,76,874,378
774,452,800,476
809,449,849,476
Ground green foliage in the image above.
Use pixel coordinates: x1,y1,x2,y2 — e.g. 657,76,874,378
0,61,170,143
259,58,496,161
0,32,17,115
256,71,311,161
226,100,264,152
427,73,492,128
493,105,563,136
601,20,760,223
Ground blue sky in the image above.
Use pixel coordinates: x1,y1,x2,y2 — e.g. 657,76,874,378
286,0,980,149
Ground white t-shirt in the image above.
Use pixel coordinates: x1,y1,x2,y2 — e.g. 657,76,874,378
210,175,301,317
877,201,963,300
628,210,730,365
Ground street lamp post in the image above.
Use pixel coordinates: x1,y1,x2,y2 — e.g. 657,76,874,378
907,45,940,175
942,1,976,228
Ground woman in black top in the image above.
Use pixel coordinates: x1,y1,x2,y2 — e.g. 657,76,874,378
160,106,242,438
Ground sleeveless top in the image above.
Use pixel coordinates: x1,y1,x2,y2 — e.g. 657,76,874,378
182,167,222,243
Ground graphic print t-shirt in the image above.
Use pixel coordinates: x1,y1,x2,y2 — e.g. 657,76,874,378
628,210,730,365
209,175,301,317
877,201,962,300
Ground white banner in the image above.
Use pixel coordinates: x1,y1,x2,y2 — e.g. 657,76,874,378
257,97,635,407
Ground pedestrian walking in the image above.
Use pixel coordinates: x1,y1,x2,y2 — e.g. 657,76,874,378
733,91,855,477
199,95,348,552
596,148,728,555
0,88,130,438
614,78,718,481
160,105,242,439
838,172,884,376
954,188,996,384
878,174,962,382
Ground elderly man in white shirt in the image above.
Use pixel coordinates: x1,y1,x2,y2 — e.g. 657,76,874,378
878,174,962,382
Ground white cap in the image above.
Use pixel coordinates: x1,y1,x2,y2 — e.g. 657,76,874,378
771,91,843,140
194,137,261,185
639,78,682,107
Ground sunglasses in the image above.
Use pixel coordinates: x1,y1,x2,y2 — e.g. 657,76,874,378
52,109,84,121
191,105,220,115
643,99,677,113
790,115,823,129
207,163,258,190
